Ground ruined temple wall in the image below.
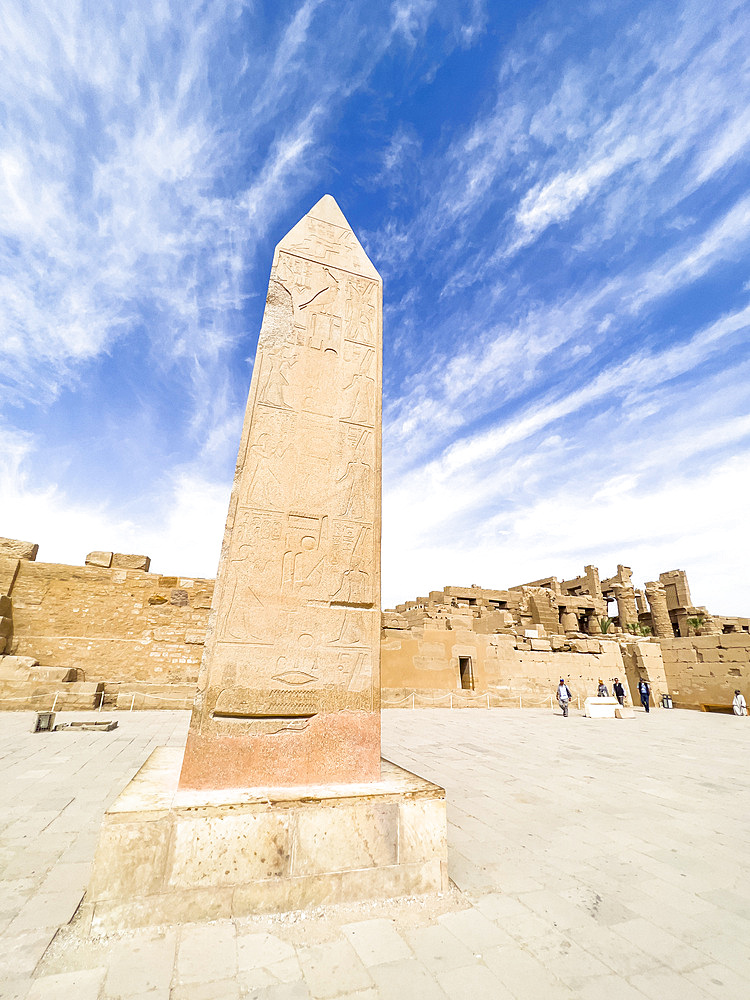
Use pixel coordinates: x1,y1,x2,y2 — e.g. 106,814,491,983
659,635,750,709
381,627,629,707
7,559,213,688
7,555,748,713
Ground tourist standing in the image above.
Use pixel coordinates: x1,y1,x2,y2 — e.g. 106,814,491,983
612,678,625,706
637,678,650,713
597,679,609,697
733,690,747,716
557,679,572,717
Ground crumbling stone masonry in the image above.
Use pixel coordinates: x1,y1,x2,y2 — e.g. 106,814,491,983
383,566,748,710
1,538,747,713
0,537,212,711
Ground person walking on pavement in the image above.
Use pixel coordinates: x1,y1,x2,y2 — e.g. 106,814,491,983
612,678,625,706
597,679,609,697
557,678,572,717
733,690,747,716
637,677,650,713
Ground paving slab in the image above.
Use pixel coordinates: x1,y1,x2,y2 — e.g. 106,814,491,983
0,707,748,999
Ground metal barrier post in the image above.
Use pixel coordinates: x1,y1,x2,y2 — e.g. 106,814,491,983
51,691,59,713
130,694,136,712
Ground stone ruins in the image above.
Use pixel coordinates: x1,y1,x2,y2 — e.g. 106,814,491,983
1,528,749,715
381,567,749,710
387,565,749,639
81,196,448,928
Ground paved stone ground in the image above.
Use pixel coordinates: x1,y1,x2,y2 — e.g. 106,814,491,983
1,706,749,999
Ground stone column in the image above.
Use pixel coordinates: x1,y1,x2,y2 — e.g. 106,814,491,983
560,610,578,634
613,584,639,629
585,612,602,635
179,195,382,791
644,581,672,639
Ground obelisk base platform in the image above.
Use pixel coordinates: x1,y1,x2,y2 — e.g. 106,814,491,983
85,748,448,932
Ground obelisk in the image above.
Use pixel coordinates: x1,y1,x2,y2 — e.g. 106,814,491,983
179,195,382,789
86,199,447,928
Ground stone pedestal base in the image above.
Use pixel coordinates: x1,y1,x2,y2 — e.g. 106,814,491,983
86,748,448,931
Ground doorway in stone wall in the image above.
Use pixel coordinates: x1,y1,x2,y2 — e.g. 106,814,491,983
459,656,474,690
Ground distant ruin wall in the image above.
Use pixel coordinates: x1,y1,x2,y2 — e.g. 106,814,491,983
3,546,748,713
381,627,634,708
660,635,750,710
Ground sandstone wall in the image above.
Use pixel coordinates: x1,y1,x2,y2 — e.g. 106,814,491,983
3,558,214,708
659,635,750,709
381,627,631,708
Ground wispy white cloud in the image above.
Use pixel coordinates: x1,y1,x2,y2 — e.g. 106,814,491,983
0,423,229,577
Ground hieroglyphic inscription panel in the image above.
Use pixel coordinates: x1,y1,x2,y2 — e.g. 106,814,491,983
179,196,382,789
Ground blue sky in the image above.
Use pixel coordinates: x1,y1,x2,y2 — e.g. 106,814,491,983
1,0,749,615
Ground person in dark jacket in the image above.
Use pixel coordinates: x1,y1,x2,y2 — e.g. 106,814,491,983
612,678,625,706
637,678,650,713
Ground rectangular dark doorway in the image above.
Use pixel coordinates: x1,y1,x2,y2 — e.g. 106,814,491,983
459,656,474,690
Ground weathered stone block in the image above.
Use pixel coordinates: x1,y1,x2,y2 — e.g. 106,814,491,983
170,589,189,607
0,595,11,617
530,638,552,651
674,648,697,662
191,591,213,609
184,631,205,645
88,816,173,900
85,551,113,568
720,634,750,648
0,654,40,678
398,798,450,866
112,553,151,572
0,537,39,561
168,812,293,888
158,576,179,588
294,801,398,876
719,649,749,663
28,666,76,682
690,636,723,649
381,612,408,629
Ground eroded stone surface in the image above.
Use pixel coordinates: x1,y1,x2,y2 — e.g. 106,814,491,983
84,550,113,568
0,537,39,561
111,553,151,571
180,195,383,790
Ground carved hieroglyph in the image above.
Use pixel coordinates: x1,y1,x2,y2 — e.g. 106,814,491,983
179,196,382,789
